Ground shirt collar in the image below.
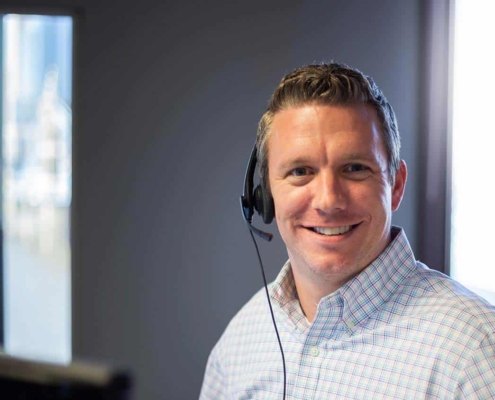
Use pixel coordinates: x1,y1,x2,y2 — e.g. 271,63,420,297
337,226,417,327
269,227,417,327
270,259,298,309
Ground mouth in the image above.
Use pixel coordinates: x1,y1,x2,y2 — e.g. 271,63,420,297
309,224,360,236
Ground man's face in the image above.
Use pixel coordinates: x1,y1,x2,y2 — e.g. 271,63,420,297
268,103,407,287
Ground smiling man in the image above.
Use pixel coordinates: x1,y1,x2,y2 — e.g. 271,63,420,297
268,104,406,322
200,63,495,399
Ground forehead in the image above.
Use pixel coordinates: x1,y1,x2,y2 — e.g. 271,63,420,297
267,104,385,156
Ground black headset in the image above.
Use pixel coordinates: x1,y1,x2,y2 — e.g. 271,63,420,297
239,142,288,399
240,143,275,241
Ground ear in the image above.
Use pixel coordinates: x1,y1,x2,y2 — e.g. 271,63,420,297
391,160,407,211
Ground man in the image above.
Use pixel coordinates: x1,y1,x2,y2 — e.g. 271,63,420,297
200,63,495,399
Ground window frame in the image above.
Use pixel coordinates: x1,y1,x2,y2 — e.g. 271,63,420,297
416,0,455,275
0,5,80,354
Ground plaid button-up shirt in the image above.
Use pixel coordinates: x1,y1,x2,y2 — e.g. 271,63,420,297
200,228,495,399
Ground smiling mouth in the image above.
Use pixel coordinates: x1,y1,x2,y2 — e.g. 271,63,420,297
310,224,359,236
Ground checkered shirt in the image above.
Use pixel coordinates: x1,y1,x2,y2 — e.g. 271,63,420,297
200,227,495,399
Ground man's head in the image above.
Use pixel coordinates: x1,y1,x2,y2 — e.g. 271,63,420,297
257,62,407,292
256,63,401,190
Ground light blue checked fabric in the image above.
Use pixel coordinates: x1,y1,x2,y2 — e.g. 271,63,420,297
200,228,495,399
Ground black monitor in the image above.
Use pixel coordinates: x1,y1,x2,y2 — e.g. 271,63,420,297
0,353,132,399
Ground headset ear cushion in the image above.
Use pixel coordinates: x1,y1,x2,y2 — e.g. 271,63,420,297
254,185,275,224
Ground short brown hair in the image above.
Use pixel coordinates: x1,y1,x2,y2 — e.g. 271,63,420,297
256,62,401,189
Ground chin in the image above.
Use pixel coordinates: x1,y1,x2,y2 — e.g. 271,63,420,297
298,253,361,278
312,259,358,276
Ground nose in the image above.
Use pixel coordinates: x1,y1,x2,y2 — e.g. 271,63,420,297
311,171,348,213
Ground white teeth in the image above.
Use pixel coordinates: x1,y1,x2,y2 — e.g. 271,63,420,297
314,226,352,236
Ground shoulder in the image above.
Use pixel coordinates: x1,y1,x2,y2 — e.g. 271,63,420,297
212,285,278,356
398,262,495,335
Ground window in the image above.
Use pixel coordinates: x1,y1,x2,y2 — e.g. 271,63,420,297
450,0,495,304
1,13,73,362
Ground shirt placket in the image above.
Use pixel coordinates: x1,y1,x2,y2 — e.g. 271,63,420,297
290,294,345,399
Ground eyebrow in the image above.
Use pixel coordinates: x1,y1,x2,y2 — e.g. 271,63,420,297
277,157,314,171
277,153,378,169
342,153,377,161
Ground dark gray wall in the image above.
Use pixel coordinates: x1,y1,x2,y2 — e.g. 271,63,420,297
2,0,422,398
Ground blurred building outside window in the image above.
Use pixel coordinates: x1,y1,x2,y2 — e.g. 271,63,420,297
1,14,72,363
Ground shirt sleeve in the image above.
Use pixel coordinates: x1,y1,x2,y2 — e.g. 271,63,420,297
455,331,495,398
199,344,227,400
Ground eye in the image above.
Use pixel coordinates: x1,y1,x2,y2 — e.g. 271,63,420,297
290,167,310,177
343,164,373,180
346,164,367,172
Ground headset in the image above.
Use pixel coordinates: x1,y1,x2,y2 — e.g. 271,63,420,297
240,143,275,241
239,142,287,399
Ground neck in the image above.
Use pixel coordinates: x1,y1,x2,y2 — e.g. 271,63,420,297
295,283,323,323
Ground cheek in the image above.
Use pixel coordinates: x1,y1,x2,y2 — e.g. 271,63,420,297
378,182,393,205
274,187,309,220
369,187,393,218
350,182,391,213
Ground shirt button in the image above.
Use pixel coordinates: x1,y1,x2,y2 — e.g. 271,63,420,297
346,320,356,329
309,346,319,357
